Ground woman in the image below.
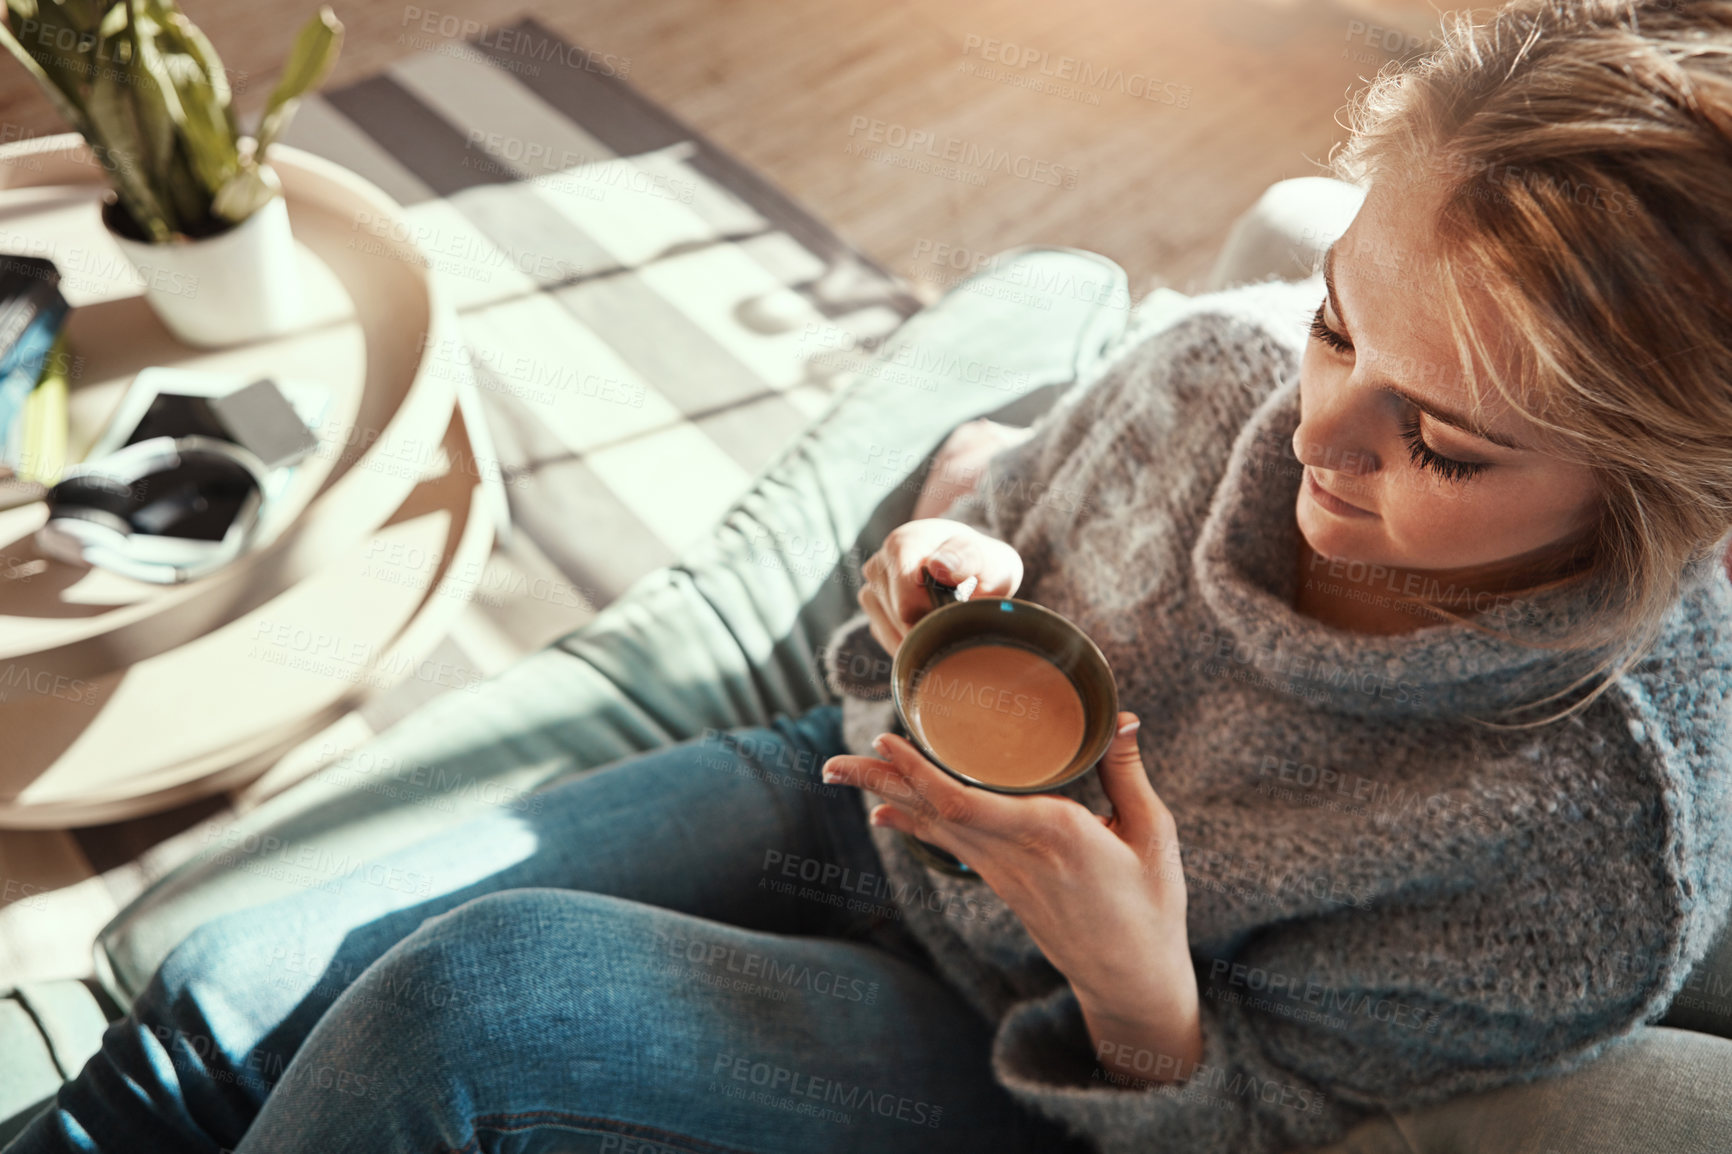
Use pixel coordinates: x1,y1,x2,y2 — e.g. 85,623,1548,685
13,1,1732,1152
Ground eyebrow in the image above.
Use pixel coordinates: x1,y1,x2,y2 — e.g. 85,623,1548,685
1322,243,1526,452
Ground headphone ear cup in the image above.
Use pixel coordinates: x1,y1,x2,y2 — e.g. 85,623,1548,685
34,435,272,585
47,473,140,521
44,505,134,538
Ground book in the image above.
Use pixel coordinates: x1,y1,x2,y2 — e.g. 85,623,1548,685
6,329,71,484
0,255,70,451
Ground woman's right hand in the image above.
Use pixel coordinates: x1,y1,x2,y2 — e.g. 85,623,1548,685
857,519,1023,657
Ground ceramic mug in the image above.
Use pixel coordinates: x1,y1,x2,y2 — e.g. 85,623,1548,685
885,566,1119,878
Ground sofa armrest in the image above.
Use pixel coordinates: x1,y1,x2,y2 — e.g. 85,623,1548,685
1204,176,1367,291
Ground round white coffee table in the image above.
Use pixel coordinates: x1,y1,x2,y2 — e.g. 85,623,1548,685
0,135,499,828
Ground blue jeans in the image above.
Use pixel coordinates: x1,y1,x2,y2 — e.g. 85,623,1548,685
6,704,1091,1154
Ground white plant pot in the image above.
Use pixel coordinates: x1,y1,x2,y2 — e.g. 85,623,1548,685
104,187,306,349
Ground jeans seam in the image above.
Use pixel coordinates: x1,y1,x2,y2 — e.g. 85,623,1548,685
435,1109,760,1154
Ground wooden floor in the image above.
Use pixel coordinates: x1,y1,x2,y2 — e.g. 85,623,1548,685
0,0,1460,295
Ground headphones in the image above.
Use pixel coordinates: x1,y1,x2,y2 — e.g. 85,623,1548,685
35,435,271,585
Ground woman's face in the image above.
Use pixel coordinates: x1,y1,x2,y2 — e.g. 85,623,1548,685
1292,176,1600,578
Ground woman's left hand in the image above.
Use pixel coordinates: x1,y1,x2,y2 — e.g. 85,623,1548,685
820,712,1202,1073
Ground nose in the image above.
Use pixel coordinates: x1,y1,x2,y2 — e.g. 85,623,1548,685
1292,377,1379,477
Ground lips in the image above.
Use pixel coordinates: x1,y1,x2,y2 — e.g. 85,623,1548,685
1304,468,1377,518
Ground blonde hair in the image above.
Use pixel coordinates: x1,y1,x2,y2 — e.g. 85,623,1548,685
1330,0,1732,724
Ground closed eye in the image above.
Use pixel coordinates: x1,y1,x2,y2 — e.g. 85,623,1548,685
1399,413,1488,483
1309,301,1352,354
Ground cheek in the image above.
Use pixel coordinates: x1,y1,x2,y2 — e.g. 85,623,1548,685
1380,471,1595,565
1383,480,1505,553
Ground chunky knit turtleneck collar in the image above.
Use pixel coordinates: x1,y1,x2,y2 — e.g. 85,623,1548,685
1190,374,1630,722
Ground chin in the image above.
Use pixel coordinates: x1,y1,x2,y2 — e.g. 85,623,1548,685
1295,501,1376,562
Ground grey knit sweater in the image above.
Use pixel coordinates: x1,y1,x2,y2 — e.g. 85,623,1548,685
819,276,1732,1154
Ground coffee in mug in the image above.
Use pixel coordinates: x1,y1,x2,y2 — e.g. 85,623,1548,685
907,642,1087,789
886,566,1119,877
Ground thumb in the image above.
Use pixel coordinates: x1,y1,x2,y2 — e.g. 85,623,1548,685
1097,711,1165,849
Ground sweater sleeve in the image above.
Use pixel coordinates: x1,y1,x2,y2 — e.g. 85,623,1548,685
816,449,1049,701
989,872,1671,1154
818,331,1132,702
818,419,1051,700
991,976,1341,1154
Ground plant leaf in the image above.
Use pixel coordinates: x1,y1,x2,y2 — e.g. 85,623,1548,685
254,5,341,158
0,12,96,140
143,23,237,199
3,2,104,133
116,3,181,203
85,53,172,239
58,0,109,35
97,0,125,37
210,158,274,223
157,7,239,140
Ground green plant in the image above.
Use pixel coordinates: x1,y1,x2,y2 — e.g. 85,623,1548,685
0,0,343,242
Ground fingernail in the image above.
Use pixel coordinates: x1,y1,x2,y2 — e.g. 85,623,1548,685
928,553,959,579
1116,717,1141,737
872,733,891,756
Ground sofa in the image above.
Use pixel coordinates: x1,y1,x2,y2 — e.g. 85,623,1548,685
4,177,1730,1152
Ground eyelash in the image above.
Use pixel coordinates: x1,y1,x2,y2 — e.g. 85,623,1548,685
1399,413,1487,483
1308,302,1353,353
1309,302,1487,484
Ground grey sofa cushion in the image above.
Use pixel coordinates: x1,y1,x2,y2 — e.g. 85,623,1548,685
1303,1025,1732,1154
93,246,1134,1008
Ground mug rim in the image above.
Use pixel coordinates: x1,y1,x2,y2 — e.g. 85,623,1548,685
890,595,1119,794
